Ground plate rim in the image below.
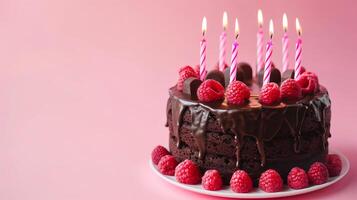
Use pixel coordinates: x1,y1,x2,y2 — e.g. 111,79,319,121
150,150,350,199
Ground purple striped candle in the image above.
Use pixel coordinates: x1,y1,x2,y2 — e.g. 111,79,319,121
294,18,302,79
229,18,240,84
263,20,274,86
200,17,207,81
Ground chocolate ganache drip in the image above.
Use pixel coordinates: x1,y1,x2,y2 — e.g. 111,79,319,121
189,106,210,159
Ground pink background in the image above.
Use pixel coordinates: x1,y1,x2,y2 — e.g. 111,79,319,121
0,0,356,199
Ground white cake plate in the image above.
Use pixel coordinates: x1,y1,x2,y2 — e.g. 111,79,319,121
150,150,349,199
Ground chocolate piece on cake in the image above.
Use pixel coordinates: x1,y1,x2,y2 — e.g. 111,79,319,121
237,62,253,86
206,69,225,88
270,67,282,85
257,63,281,86
183,77,202,100
224,65,245,87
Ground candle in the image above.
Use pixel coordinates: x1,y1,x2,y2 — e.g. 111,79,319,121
263,20,274,86
219,11,228,71
294,18,302,79
282,13,289,73
229,18,240,84
257,9,264,74
200,17,207,81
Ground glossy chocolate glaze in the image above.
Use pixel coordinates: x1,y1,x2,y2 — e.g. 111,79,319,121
166,83,331,169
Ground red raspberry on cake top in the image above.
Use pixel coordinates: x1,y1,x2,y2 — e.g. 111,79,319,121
326,154,342,177
197,79,225,102
280,79,302,102
296,71,319,95
177,65,198,91
151,145,170,165
308,162,329,185
230,170,253,193
259,169,283,193
225,80,250,106
201,170,223,191
158,155,178,176
287,167,309,189
259,82,281,106
175,159,201,184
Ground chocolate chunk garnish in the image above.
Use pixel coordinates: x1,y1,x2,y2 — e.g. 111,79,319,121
206,69,225,88
257,63,281,86
224,66,244,87
183,77,202,100
270,67,281,85
238,62,253,86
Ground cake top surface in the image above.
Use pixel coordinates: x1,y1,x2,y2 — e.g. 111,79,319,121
170,84,329,112
174,63,323,109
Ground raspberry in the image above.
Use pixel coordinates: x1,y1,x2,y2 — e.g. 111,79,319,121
287,167,309,189
259,169,283,192
197,79,225,102
175,160,201,184
201,170,223,191
225,81,251,106
158,155,178,176
280,79,302,102
259,83,281,106
326,154,342,177
296,71,319,95
230,170,253,193
177,66,198,91
151,145,170,165
307,162,329,185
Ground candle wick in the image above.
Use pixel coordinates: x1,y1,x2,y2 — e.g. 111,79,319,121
235,34,239,39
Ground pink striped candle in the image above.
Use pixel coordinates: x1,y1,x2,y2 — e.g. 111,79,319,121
282,13,289,73
257,9,264,74
229,18,239,83
200,17,207,81
263,20,274,86
219,12,228,71
294,18,302,79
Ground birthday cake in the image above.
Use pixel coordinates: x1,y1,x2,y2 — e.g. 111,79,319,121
151,12,342,193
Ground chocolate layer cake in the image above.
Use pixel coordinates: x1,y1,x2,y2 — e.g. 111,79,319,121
166,78,331,185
